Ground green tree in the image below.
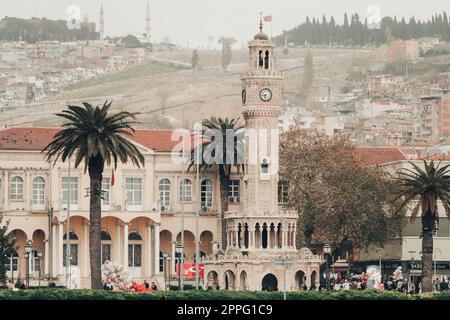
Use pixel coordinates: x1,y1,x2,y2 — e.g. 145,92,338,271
189,117,244,250
0,216,16,285
394,161,450,293
123,34,141,48
43,101,145,289
219,37,236,71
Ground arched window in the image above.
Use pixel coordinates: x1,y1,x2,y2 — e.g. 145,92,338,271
180,179,192,203
32,177,45,208
159,179,171,211
278,181,289,204
101,231,112,264
10,176,23,200
201,179,213,209
63,232,78,266
264,50,269,69
258,50,263,68
128,232,142,267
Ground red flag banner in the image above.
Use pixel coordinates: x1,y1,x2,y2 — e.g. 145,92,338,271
264,15,272,22
111,169,115,186
176,263,205,277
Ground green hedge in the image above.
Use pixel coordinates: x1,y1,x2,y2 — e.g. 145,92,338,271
1,289,450,300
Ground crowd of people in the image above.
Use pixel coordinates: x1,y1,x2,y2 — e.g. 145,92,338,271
103,279,158,292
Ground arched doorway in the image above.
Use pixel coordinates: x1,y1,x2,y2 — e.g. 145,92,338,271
262,273,278,291
176,230,195,263
207,271,219,290
240,271,248,290
295,270,306,290
200,231,213,255
224,270,236,290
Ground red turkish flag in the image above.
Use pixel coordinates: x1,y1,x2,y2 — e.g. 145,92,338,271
264,15,272,22
111,169,115,186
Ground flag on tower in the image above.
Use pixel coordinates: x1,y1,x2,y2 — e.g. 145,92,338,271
111,169,115,186
264,15,272,22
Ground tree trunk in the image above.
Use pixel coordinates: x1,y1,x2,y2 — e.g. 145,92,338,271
88,156,104,290
421,212,435,293
219,170,230,251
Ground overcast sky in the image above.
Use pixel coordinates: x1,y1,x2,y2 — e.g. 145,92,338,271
1,0,449,47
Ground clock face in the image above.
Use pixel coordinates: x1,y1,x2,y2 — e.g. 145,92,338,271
241,88,246,104
259,88,272,102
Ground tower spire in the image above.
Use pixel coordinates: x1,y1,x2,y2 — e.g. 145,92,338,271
259,12,263,32
99,4,104,40
145,1,151,43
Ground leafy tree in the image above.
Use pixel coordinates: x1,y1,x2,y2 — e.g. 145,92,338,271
123,34,141,48
43,101,145,289
189,117,244,250
394,161,450,293
0,216,16,285
219,37,236,71
191,49,200,69
279,127,404,259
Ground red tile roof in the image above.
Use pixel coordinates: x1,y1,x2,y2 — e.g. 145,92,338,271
354,147,407,165
0,127,190,152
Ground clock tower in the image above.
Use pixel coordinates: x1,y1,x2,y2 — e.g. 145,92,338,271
203,19,322,292
240,19,283,217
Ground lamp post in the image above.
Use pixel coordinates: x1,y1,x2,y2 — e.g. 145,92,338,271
175,244,183,291
323,243,331,291
24,240,32,289
37,252,43,288
163,253,168,291
167,256,172,290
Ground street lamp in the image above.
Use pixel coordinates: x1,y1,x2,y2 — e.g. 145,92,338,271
175,244,184,291
167,256,172,290
323,244,332,291
163,253,168,291
24,240,32,289
37,252,43,288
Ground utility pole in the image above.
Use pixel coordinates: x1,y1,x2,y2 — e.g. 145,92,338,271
195,119,201,290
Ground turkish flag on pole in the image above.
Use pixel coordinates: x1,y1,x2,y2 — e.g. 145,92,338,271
111,169,115,186
264,15,272,22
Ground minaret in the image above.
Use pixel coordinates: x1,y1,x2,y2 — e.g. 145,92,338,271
99,4,105,40
145,1,151,43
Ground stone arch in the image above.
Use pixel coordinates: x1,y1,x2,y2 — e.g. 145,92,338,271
176,230,195,263
255,223,261,249
269,223,275,248
295,270,306,290
262,273,278,292
200,231,213,255
264,50,269,69
239,270,248,290
243,223,249,249
7,229,27,278
224,269,236,290
207,270,219,290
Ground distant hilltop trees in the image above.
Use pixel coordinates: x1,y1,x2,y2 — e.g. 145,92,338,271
0,17,99,43
276,12,450,47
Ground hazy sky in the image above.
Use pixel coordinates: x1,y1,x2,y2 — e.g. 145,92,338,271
1,0,449,47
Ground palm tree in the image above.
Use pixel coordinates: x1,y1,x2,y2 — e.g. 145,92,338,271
189,117,244,250
394,160,450,292
43,101,145,289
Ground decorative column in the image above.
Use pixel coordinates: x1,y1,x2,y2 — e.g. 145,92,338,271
268,227,273,249
249,227,255,249
51,223,57,277
83,222,89,277
154,224,160,275
58,222,64,275
282,227,287,249
116,223,121,263
171,241,176,276
44,239,49,275
235,229,239,248
147,224,152,276
123,223,129,270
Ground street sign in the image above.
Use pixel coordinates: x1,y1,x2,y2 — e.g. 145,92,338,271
272,259,295,265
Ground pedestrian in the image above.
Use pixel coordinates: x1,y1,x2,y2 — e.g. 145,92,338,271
144,280,150,289
151,281,158,291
